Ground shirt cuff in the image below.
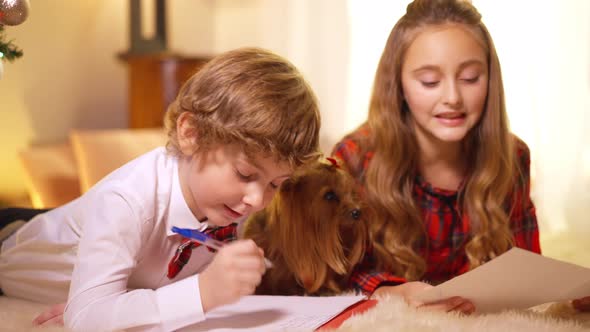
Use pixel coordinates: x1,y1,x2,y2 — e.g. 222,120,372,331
156,274,205,331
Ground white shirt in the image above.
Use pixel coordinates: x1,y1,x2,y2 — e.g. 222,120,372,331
0,147,216,332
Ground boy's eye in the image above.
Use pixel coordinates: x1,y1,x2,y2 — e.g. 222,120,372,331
236,170,253,181
421,81,439,88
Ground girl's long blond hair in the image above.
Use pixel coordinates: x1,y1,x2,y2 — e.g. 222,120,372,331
367,0,519,280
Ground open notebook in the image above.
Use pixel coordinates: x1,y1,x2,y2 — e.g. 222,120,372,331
178,295,367,332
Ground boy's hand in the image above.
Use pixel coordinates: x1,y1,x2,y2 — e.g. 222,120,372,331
371,281,475,315
199,239,266,312
32,302,66,326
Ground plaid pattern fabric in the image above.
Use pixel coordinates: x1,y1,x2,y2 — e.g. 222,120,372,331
167,223,238,279
348,245,406,291
333,125,541,294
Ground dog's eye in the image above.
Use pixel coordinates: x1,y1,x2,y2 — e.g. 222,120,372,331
324,190,338,201
350,209,361,220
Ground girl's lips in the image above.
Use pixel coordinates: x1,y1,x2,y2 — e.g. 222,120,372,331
436,111,465,119
435,113,466,127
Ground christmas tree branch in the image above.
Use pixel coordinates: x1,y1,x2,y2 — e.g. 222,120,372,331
0,25,24,62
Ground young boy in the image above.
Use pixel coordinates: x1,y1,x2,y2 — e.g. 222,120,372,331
0,47,321,331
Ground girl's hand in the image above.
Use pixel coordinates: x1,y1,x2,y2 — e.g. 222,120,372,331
199,239,266,312
417,296,476,314
573,296,590,312
32,302,66,326
371,281,475,315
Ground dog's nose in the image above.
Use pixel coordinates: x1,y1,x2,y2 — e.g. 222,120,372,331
350,209,361,220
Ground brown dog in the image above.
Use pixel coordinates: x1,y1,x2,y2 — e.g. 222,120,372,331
242,159,369,296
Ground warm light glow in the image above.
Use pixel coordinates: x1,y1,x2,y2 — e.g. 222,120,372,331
345,1,408,133
473,0,590,233
140,0,156,39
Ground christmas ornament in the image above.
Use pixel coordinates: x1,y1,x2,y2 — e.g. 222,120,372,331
0,0,30,26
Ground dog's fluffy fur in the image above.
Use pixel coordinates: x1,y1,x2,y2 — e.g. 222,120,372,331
242,160,369,296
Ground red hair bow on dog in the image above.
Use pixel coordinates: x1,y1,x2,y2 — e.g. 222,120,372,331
326,157,340,168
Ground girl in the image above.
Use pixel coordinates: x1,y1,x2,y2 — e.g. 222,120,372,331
334,0,589,313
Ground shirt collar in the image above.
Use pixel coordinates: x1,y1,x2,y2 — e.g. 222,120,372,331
165,157,209,237
415,174,458,198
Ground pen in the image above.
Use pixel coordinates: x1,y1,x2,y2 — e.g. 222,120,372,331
171,226,273,268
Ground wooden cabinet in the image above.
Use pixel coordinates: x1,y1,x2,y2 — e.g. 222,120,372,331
119,53,210,128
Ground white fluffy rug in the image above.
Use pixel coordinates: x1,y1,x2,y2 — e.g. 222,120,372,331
336,295,590,332
1,295,589,332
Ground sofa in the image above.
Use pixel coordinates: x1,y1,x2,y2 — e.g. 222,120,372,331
19,128,167,208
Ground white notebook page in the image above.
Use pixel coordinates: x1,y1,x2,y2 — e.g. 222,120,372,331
179,295,365,332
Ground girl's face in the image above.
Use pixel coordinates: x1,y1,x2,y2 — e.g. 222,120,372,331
401,24,488,145
178,143,292,227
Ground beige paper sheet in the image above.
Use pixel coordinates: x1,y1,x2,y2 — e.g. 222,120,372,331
413,247,590,313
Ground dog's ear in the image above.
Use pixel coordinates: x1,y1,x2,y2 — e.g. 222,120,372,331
280,177,293,192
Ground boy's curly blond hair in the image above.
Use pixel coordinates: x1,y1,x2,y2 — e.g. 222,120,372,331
165,47,321,168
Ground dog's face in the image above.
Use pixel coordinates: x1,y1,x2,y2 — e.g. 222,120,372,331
242,160,369,295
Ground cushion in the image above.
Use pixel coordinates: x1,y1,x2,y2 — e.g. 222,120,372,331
19,143,81,208
70,128,167,193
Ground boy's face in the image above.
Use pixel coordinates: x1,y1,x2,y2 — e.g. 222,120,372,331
178,144,293,227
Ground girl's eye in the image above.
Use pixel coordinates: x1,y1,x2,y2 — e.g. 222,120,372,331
421,81,439,88
462,76,479,84
269,182,279,190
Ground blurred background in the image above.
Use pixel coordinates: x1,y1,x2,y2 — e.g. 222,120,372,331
0,0,588,264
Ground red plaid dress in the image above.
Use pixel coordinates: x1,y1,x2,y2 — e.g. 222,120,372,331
332,124,541,294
